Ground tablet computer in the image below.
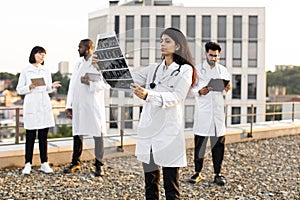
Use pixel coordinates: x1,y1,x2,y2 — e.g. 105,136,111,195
207,78,229,91
31,77,46,86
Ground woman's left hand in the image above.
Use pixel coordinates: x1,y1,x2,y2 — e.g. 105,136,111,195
52,81,61,89
225,82,231,92
130,83,148,100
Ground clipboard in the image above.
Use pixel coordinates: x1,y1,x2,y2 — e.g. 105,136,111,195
207,78,229,91
85,72,101,82
31,77,46,86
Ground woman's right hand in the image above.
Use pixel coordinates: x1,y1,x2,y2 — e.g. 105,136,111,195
130,83,148,100
29,83,37,90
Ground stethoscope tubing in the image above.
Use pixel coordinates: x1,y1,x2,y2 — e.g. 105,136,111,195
150,62,181,89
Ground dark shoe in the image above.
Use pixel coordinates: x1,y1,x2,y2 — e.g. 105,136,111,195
214,174,226,186
92,165,104,177
189,172,202,184
63,163,81,173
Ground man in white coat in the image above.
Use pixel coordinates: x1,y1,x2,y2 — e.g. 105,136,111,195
189,41,231,186
63,39,110,176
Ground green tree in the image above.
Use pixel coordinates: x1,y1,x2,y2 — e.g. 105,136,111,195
9,73,20,91
52,71,70,95
0,72,17,91
0,72,15,80
48,125,72,138
267,67,300,95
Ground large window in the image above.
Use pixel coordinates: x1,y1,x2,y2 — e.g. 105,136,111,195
217,16,226,38
231,107,241,124
202,16,211,39
185,105,194,128
187,15,196,59
249,16,258,39
248,16,258,68
114,16,119,38
125,16,134,66
233,16,242,67
124,106,133,129
218,41,226,66
110,88,118,97
109,104,118,128
171,15,180,29
247,106,257,123
217,16,227,66
232,41,242,67
141,16,150,66
156,16,165,62
232,74,241,99
233,16,242,38
248,75,257,99
124,91,132,98
248,41,257,67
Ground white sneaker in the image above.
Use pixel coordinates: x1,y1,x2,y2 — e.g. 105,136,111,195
22,162,31,175
40,162,53,173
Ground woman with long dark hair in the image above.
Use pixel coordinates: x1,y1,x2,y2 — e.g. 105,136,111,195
131,27,197,199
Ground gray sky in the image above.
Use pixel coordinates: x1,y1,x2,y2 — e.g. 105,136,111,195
0,0,299,74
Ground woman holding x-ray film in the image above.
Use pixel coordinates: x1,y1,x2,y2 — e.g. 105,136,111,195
130,27,197,199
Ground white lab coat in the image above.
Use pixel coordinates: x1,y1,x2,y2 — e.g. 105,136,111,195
66,57,110,136
192,61,230,137
132,60,193,167
16,64,55,130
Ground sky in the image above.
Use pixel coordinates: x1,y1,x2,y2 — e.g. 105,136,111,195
0,0,299,74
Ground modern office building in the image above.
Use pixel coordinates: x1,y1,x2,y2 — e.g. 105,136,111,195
58,61,69,75
88,0,266,134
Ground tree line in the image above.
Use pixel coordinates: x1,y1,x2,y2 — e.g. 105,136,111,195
267,67,300,95
2,67,300,96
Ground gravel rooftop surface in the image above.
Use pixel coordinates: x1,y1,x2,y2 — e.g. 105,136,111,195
0,134,299,200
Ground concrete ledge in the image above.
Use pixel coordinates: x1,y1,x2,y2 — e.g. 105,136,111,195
1,121,300,169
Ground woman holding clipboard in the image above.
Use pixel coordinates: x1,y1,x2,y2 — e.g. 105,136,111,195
16,46,61,175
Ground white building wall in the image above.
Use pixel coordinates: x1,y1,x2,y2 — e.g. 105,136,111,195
88,4,266,132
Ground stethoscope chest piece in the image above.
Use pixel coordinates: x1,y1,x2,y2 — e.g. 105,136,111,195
150,82,156,89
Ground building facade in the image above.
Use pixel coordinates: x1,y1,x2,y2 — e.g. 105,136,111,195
58,61,70,75
88,0,266,134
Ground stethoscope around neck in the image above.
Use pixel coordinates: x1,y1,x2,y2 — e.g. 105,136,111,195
150,62,182,89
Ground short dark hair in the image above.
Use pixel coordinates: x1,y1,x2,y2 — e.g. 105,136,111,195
80,39,94,50
205,41,222,53
29,46,46,65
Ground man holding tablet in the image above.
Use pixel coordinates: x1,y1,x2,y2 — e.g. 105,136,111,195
189,41,231,186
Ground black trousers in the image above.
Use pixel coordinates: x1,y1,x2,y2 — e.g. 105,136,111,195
71,135,104,166
143,151,180,200
193,135,225,174
25,128,49,164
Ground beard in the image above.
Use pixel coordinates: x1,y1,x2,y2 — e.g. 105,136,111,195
206,58,216,67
